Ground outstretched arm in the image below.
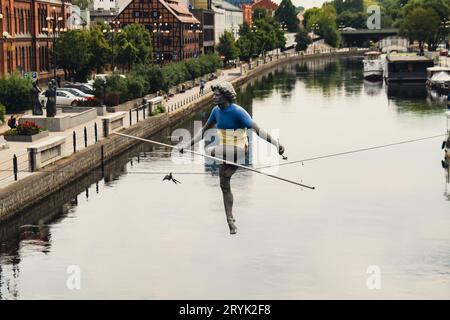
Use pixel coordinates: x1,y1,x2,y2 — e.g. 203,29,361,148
180,121,215,152
252,122,285,155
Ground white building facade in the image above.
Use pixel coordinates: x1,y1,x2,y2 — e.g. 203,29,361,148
92,0,131,11
212,0,242,42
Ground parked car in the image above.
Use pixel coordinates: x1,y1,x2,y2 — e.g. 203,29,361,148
39,89,87,107
64,82,94,94
59,87,94,98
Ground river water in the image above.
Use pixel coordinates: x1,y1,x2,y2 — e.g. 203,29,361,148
1,56,450,299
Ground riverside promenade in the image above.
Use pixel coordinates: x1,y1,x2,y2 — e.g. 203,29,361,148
0,66,240,189
0,48,365,219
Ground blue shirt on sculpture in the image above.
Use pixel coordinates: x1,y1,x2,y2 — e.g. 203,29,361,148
206,103,254,148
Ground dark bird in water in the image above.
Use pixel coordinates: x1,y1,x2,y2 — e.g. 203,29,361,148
163,173,181,184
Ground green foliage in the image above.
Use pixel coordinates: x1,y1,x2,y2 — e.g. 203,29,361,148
0,103,5,124
70,0,92,10
55,23,152,81
295,29,312,51
304,4,340,47
114,24,153,69
151,105,166,116
237,16,286,61
0,73,33,112
126,75,146,100
253,8,269,22
55,29,95,82
322,25,341,47
400,6,441,50
274,0,300,32
216,31,240,65
88,24,111,73
336,10,367,29
333,0,364,15
93,54,221,104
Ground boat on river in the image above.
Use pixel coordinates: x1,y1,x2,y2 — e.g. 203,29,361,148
426,67,450,94
363,51,384,81
384,55,434,84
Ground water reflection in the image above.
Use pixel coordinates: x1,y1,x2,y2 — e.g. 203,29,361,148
363,80,383,96
1,56,450,299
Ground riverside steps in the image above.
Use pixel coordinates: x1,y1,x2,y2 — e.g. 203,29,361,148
0,48,365,221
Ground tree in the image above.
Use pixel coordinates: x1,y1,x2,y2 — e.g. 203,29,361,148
274,0,300,32
217,31,239,65
322,25,341,47
0,73,33,111
400,7,441,51
88,24,111,73
114,24,152,70
336,10,367,29
402,0,450,49
332,0,364,15
295,29,311,51
70,0,92,10
55,29,93,81
304,4,340,47
253,7,269,22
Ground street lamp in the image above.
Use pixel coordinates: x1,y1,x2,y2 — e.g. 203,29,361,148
2,31,13,73
152,21,171,66
42,6,66,81
103,20,121,72
251,25,266,57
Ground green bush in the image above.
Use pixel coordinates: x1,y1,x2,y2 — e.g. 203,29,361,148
100,53,222,104
126,74,146,100
185,59,202,80
0,103,5,124
0,73,33,112
151,105,166,116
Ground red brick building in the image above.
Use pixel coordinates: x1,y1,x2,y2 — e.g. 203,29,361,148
243,0,278,26
0,0,70,79
114,0,200,63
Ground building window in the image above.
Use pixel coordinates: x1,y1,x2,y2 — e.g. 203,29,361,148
19,9,24,33
29,47,32,71
5,7,10,33
151,11,160,19
134,11,140,18
22,47,25,71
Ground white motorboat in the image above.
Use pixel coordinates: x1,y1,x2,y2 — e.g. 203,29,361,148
426,67,450,92
363,51,383,81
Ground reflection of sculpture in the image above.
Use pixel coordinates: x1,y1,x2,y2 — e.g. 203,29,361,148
31,82,43,116
45,79,57,117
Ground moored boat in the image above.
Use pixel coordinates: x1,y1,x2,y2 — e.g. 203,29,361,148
363,51,383,81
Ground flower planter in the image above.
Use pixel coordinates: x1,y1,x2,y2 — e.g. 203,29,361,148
4,130,49,142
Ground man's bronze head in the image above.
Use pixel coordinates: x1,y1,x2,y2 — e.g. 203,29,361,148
212,82,237,107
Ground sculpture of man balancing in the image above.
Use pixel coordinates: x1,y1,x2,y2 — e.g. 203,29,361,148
181,82,285,235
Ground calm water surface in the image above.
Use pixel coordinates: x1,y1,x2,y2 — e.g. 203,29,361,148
1,56,449,299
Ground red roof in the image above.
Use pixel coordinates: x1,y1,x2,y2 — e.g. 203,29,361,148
251,0,279,11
